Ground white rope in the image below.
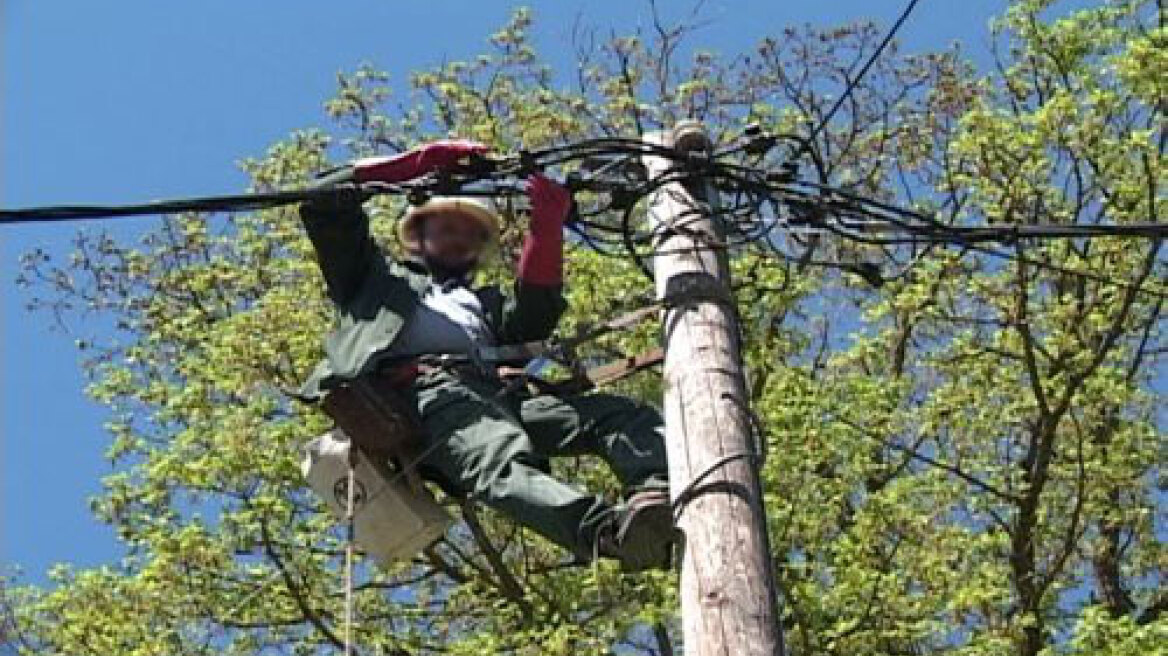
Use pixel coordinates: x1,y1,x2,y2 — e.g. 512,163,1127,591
344,450,357,656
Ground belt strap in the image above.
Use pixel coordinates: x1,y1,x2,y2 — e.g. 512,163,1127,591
472,341,548,363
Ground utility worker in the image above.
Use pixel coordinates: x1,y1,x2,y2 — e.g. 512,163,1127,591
296,139,674,571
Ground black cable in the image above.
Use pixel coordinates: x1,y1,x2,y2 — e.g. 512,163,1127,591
958,241,1167,301
3,136,1162,301
769,179,1167,243
4,140,1159,243
796,0,924,158
913,223,1168,242
0,188,335,223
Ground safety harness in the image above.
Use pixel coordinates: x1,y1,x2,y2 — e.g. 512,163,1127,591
311,293,666,494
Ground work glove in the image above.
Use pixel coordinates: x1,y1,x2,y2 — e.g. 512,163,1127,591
353,139,490,183
302,139,489,215
517,173,571,285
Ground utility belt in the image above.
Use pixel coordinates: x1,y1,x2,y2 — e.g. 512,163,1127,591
373,342,557,390
316,337,662,481
317,343,552,485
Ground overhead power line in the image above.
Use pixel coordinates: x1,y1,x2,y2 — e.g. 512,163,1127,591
799,0,924,154
1,137,1162,299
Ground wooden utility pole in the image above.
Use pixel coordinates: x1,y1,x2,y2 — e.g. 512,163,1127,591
644,122,784,656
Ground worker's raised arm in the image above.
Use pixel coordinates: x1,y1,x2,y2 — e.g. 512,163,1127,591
298,140,489,306
299,181,377,306
499,174,571,342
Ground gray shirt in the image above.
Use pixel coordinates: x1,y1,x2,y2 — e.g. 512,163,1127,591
383,278,494,357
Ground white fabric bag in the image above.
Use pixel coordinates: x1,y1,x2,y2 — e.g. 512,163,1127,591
301,429,453,564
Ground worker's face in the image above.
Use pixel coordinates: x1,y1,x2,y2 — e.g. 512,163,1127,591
419,211,487,269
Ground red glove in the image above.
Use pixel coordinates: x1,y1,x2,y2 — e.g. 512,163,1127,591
517,174,570,285
353,139,489,183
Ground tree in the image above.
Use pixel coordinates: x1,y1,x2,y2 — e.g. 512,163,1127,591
8,2,1164,654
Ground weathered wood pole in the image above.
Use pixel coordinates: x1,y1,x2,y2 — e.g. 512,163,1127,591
643,122,783,656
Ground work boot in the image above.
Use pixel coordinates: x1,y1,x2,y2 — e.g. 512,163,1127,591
598,489,676,572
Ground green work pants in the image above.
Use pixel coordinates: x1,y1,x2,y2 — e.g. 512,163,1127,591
400,369,669,560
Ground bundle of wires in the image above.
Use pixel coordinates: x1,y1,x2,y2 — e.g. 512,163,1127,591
1,133,1163,294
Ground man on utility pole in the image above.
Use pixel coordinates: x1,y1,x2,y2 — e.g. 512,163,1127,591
643,122,784,656
296,140,678,572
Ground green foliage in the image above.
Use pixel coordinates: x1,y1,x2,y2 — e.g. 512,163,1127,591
8,2,1163,655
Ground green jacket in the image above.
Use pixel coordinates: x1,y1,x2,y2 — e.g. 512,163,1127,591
297,198,568,401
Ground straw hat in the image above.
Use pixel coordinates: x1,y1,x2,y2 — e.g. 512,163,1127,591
397,196,502,253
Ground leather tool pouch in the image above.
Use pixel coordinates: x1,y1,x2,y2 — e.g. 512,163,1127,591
319,375,424,471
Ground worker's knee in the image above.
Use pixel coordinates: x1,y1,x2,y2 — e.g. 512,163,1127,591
468,456,525,503
429,417,537,496
602,394,665,442
630,400,664,432
460,443,548,505
584,392,663,426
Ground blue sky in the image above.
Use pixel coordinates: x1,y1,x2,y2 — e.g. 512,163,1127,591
1,0,1006,585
